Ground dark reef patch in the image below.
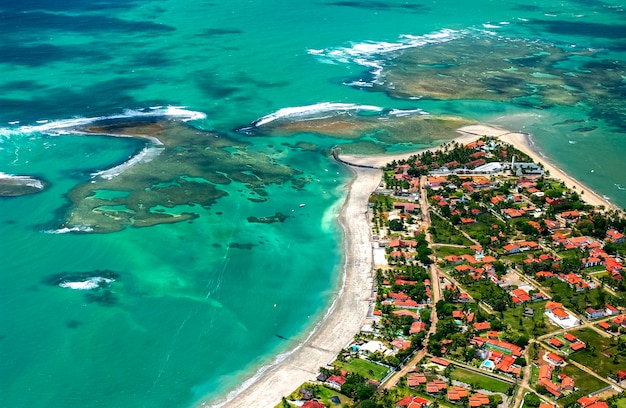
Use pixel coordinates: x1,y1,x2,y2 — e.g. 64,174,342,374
247,212,290,224
325,1,429,13
228,242,259,250
66,320,83,329
529,19,626,39
57,117,298,232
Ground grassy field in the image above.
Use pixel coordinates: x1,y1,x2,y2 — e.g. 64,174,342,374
503,301,558,337
562,363,610,395
281,383,353,407
334,358,389,381
460,213,505,240
556,363,611,408
430,212,474,246
449,367,511,394
570,328,626,378
433,245,475,258
615,398,626,408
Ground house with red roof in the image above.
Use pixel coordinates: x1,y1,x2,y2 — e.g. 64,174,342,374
503,243,521,254
473,321,491,332
469,392,490,407
426,379,447,394
605,304,619,316
606,229,625,244
578,396,609,408
563,333,577,342
410,321,426,334
448,385,469,401
407,372,427,387
570,341,586,352
430,357,450,367
326,374,346,390
511,288,531,304
302,401,326,408
585,307,605,320
598,321,611,331
549,338,564,348
546,352,565,366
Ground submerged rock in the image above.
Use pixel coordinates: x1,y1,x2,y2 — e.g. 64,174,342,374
247,212,290,223
0,174,47,197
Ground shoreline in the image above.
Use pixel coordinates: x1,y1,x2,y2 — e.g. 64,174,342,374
209,165,382,408
205,123,621,408
498,130,620,213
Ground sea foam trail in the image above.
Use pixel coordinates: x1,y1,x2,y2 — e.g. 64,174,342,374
0,172,44,189
0,106,206,138
308,28,465,82
92,146,164,180
251,102,384,127
59,277,112,290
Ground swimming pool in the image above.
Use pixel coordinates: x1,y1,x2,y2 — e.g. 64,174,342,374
481,360,495,369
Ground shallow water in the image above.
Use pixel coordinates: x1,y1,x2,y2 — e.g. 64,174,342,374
1,0,626,407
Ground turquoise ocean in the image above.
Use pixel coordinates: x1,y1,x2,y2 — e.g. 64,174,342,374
1,0,625,406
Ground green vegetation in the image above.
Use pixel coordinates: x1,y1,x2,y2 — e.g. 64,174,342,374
544,278,608,314
429,212,474,246
460,213,506,243
570,328,626,378
333,358,389,381
557,363,611,407
503,301,557,337
449,368,511,393
433,245,475,258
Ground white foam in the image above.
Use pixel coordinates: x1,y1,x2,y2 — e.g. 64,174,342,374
92,146,164,180
0,106,206,138
59,277,112,290
45,225,94,234
388,108,429,117
308,28,464,84
483,23,501,29
0,172,44,189
252,102,384,127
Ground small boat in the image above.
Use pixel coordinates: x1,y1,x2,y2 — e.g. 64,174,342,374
299,203,306,207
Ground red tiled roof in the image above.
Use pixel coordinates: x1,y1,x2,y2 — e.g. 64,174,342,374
302,401,326,408
546,352,565,364
473,322,491,331
430,357,450,367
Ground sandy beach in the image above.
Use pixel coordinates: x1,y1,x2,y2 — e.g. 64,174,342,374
497,130,620,212
210,123,620,408
212,165,382,408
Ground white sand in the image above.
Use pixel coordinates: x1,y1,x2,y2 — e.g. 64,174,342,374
206,123,620,408
211,166,381,408
499,130,620,212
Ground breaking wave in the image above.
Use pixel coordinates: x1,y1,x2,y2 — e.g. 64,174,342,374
308,28,465,82
250,102,384,127
59,277,113,290
0,106,206,138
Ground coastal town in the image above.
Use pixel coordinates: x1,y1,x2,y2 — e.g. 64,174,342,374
275,134,626,408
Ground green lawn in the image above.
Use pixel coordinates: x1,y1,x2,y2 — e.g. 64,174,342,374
449,367,511,394
333,358,389,381
430,212,474,246
562,363,610,395
280,383,353,407
434,245,475,258
507,301,552,331
615,398,626,408
570,328,626,378
460,213,506,240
